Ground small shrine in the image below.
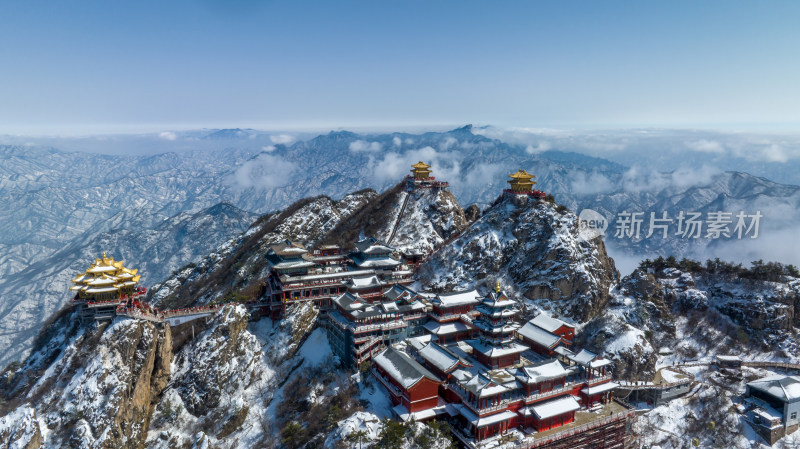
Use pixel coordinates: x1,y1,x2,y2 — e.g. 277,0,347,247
70,252,141,302
410,161,432,179
406,161,449,190
507,169,536,193
503,169,547,200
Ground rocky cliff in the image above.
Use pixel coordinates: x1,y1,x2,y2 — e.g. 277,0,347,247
417,194,619,322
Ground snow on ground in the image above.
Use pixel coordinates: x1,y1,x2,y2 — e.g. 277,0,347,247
297,328,334,367
324,411,383,448
0,405,40,449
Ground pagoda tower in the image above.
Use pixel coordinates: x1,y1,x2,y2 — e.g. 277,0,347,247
410,161,432,179
469,281,528,369
407,161,448,191
70,252,141,302
507,169,536,193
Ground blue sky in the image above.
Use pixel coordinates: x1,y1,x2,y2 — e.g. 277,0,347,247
1,0,799,134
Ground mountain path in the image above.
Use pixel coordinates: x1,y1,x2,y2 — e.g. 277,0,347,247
387,191,410,244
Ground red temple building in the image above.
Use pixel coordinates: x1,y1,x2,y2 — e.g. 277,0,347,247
529,313,576,343
372,347,442,417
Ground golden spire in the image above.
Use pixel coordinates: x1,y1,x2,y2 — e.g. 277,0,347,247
495,280,500,293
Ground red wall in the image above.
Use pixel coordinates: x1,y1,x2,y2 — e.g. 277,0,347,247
407,377,440,412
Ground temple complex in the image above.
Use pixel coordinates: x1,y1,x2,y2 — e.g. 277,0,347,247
69,253,146,321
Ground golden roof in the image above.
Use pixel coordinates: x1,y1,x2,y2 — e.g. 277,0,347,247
71,252,141,297
508,170,535,181
411,161,431,169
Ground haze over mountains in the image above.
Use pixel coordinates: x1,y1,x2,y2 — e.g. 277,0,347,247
1,125,799,365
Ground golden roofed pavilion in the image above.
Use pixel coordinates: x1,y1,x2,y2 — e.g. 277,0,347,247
410,161,432,180
70,252,141,302
507,169,536,193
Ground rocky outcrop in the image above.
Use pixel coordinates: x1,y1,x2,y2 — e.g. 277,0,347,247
147,305,276,448
0,317,173,449
418,195,619,322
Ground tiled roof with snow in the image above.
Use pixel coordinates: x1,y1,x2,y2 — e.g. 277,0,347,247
383,284,419,302
424,321,472,336
417,343,469,373
468,340,529,358
528,395,581,419
455,405,518,428
373,347,440,389
352,255,402,268
531,313,573,333
354,236,394,254
568,349,611,368
434,290,481,307
482,291,516,308
581,381,619,395
518,322,562,349
347,275,382,289
748,375,800,403
517,360,568,384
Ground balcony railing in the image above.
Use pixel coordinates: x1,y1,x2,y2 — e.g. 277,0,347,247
523,382,575,404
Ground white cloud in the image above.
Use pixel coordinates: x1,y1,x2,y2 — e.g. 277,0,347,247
392,136,402,147
669,165,721,189
440,136,458,151
349,140,383,153
619,165,720,193
270,134,295,145
761,144,789,163
227,154,298,190
685,139,725,153
570,171,615,195
525,141,552,154
158,131,177,141
262,145,276,152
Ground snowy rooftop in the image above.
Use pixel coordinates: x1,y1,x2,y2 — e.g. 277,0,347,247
271,260,316,270
482,291,517,308
517,359,568,384
463,373,513,398
434,290,481,307
581,381,619,395
269,240,308,256
468,340,529,358
373,347,440,389
423,320,472,336
517,322,561,349
346,275,382,289
352,255,402,268
455,404,518,428
568,349,611,368
382,284,420,302
527,395,581,419
354,236,394,254
530,313,573,333
418,342,469,373
748,375,800,402
281,269,374,283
